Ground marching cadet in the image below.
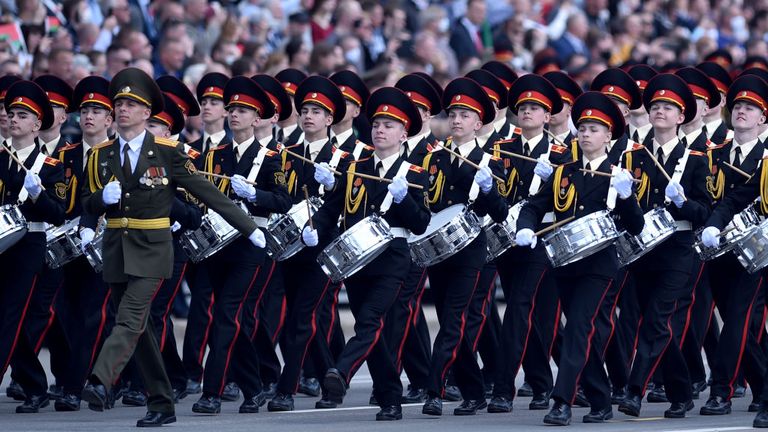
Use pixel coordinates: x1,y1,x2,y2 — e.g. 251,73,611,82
274,68,307,147
740,68,768,144
697,74,768,417
675,67,721,151
544,71,582,147
0,80,66,410
466,68,508,150
515,91,644,425
190,76,291,415
10,73,76,412
0,75,21,144
329,70,373,160
181,71,229,397
588,68,643,164
79,68,264,427
267,76,351,411
617,73,710,419
419,77,507,416
302,86,430,420
487,74,569,414
627,64,658,144
156,75,201,143
696,61,734,145
481,61,519,140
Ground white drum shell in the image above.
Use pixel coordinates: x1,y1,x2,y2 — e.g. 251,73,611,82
0,204,27,254
45,217,83,269
543,210,619,268
317,214,394,282
694,205,759,261
615,208,676,267
266,197,322,261
408,205,482,267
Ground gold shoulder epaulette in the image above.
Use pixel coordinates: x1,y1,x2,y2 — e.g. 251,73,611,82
550,144,568,154
44,156,61,166
58,142,80,152
409,164,424,173
155,137,179,147
92,139,114,150
689,150,706,156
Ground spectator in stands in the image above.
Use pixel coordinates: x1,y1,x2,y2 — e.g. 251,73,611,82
449,0,491,68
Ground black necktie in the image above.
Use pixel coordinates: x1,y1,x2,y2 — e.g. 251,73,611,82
204,137,211,154
277,129,284,143
376,161,384,177
523,142,531,157
656,146,665,165
734,146,742,167
632,130,640,143
702,125,708,137
122,144,132,177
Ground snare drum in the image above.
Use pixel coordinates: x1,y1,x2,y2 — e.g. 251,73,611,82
694,205,759,261
84,224,105,273
409,205,482,267
317,214,394,282
485,200,525,262
45,217,83,269
266,197,322,261
615,208,676,267
542,210,619,268
180,209,241,263
0,204,27,254
734,218,768,273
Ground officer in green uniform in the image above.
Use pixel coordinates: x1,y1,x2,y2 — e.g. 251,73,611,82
79,68,262,428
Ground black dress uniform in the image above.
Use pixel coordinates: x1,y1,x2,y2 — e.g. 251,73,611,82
488,74,570,412
0,81,66,407
481,61,519,140
274,68,307,147
330,70,374,161
618,74,710,418
627,64,658,144
268,76,351,410
518,92,644,425
80,69,259,426
696,61,734,145
314,87,431,419
699,75,768,415
419,77,507,416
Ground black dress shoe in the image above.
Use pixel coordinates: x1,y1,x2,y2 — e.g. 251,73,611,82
647,385,668,403
529,392,550,410
268,393,294,411
611,386,628,405
136,411,176,427
401,386,427,403
315,398,338,409
487,395,513,413
755,407,768,428
298,377,321,397
262,382,277,400
221,382,240,402
48,385,64,401
583,406,613,423
700,395,731,415
54,394,81,411
618,393,641,417
573,388,589,407
484,382,494,398
323,369,347,402
112,383,128,403
444,385,462,402
82,383,111,412
6,381,26,401
16,394,50,413
186,380,202,395
543,401,572,426
173,387,188,403
192,394,221,414
750,400,766,413
517,382,533,397
691,380,707,400
422,396,442,416
239,393,266,413
122,390,148,406
376,405,402,421
664,400,694,418
733,384,747,398
454,399,487,416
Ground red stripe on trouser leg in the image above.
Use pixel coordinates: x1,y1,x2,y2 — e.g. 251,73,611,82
602,271,629,358
513,269,547,382
679,263,705,349
160,263,188,351
725,277,762,399
397,269,428,369
292,277,332,394
34,280,65,353
628,317,643,369
438,270,481,396
327,285,341,344
250,261,276,340
1,275,38,376
216,267,261,395
569,278,612,405
273,296,287,344
197,292,216,365
758,306,767,345
472,272,498,351
90,287,112,369
639,300,677,393
549,301,561,358
413,270,428,326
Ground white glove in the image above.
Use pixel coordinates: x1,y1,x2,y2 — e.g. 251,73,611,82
515,228,537,249
474,166,493,194
231,174,257,201
665,181,686,208
171,221,182,232
23,171,42,200
533,155,553,180
302,226,319,246
388,175,408,204
248,229,266,248
314,162,335,190
102,181,122,205
79,227,95,252
613,169,634,200
701,226,721,248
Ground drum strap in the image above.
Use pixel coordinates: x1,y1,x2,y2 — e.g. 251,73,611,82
352,141,368,160
527,143,553,197
380,161,413,214
320,144,345,196
469,153,493,202
17,152,47,204
606,165,621,210
665,148,691,205
246,145,270,183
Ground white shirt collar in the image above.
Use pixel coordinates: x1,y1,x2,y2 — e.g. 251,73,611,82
373,151,400,177
15,143,36,165
257,134,273,150
280,123,298,140
521,133,544,152
39,135,60,156
203,130,226,148
476,129,495,148
758,127,768,144
679,128,702,148
405,131,428,155
305,137,328,161
233,135,256,161
732,137,759,163
453,138,478,159
554,130,570,144
332,127,354,147
705,118,723,138
653,136,680,163
493,116,507,134
630,123,652,142
119,130,146,153
583,153,608,170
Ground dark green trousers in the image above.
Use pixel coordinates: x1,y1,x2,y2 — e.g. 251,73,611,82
91,276,174,414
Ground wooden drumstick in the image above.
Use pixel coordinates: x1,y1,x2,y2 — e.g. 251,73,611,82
196,170,257,186
544,128,568,147
490,148,558,167
348,171,424,190
302,185,314,230
282,148,343,176
579,168,642,183
2,142,46,190
534,215,576,237
437,144,505,183
723,161,752,179
641,144,673,182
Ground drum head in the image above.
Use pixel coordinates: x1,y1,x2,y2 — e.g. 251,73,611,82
0,227,27,254
409,205,466,242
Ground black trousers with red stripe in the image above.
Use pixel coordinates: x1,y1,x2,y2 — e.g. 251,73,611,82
682,262,713,384
426,234,486,400
708,254,764,400
182,262,214,384
588,268,629,393
275,246,337,396
201,239,265,399
603,274,639,391
255,260,286,386
493,247,553,399
526,265,559,386
336,240,410,407
473,263,500,386
383,261,431,390
0,233,46,381
551,271,613,410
